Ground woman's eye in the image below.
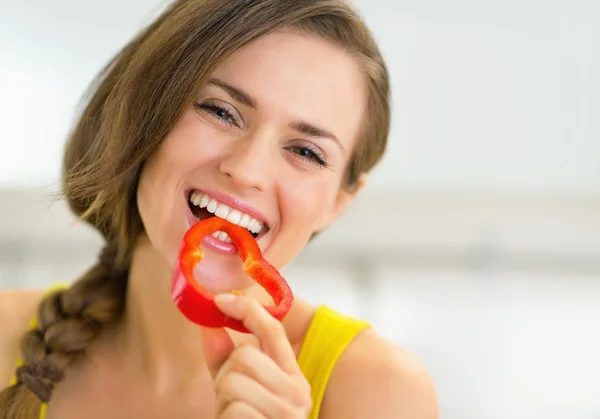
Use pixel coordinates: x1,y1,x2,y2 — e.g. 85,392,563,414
288,146,329,168
194,102,239,127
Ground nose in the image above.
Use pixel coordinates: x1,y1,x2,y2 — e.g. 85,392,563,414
219,135,275,192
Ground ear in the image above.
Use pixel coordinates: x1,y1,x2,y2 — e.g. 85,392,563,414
314,173,367,232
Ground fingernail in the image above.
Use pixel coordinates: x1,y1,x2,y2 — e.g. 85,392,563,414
214,293,237,305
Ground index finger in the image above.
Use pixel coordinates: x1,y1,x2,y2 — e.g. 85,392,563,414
214,293,301,376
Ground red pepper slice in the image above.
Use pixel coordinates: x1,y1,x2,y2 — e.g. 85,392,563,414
171,217,294,333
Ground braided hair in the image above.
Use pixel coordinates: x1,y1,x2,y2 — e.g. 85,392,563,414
0,245,127,416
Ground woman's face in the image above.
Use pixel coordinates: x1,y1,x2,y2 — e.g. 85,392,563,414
137,30,367,293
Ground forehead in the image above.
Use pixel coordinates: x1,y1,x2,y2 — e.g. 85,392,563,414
210,29,367,153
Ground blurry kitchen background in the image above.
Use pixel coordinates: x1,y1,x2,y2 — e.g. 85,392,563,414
1,0,599,418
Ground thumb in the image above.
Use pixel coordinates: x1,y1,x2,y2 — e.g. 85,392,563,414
200,326,235,379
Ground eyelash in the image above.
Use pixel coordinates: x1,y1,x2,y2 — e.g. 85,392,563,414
194,101,329,168
195,101,239,127
287,145,329,168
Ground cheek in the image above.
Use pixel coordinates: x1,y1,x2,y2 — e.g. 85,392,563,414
137,159,163,232
136,157,181,262
136,130,196,261
285,188,329,228
136,112,232,262
267,178,338,266
174,111,233,166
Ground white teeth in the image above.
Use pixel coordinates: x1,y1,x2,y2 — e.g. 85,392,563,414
227,210,242,224
189,191,266,236
206,199,218,213
247,219,264,234
251,221,264,235
218,231,232,243
199,194,210,208
214,203,229,218
239,213,250,228
211,230,232,243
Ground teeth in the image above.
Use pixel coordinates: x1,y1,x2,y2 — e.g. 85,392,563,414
206,199,218,213
210,230,233,243
239,213,250,228
189,191,266,236
199,194,210,208
247,219,264,235
218,231,232,243
214,203,229,218
227,210,242,224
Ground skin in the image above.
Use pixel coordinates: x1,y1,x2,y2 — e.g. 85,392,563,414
0,30,438,418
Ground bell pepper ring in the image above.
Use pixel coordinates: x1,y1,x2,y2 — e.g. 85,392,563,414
171,216,294,333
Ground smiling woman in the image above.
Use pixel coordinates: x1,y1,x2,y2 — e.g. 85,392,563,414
0,1,437,418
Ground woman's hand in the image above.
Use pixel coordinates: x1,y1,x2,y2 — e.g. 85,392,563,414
200,293,312,419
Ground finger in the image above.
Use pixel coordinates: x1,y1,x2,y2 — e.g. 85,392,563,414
215,371,294,418
200,325,235,380
214,344,309,407
214,293,300,375
220,401,263,419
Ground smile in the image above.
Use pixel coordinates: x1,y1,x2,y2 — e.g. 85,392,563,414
188,191,267,243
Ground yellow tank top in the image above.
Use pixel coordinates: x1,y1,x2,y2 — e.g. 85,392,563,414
11,293,369,419
298,305,371,419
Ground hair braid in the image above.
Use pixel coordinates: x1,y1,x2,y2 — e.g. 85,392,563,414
0,244,128,418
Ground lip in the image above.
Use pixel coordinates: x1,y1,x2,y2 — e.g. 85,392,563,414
201,233,239,255
186,187,270,227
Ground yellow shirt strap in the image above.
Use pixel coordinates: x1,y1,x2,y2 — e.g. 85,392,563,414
297,305,371,419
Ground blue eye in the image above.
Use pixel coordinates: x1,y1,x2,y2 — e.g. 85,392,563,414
194,101,239,127
214,106,233,121
288,146,328,168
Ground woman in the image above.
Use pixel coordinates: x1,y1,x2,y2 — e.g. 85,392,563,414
0,0,438,418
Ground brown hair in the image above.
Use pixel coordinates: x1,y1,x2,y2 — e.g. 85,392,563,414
0,0,390,416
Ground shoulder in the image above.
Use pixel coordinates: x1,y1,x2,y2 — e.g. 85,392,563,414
0,289,46,338
0,289,46,385
320,327,438,419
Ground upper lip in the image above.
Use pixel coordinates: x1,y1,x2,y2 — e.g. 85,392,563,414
188,187,271,228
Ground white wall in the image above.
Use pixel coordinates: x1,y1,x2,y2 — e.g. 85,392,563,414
1,0,599,193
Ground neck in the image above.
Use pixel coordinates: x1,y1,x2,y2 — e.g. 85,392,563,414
107,235,266,394
112,235,213,394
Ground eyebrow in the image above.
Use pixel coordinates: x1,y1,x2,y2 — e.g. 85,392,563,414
289,121,345,154
208,77,345,153
208,78,256,108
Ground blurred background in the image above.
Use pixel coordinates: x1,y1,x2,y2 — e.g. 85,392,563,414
1,0,599,418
